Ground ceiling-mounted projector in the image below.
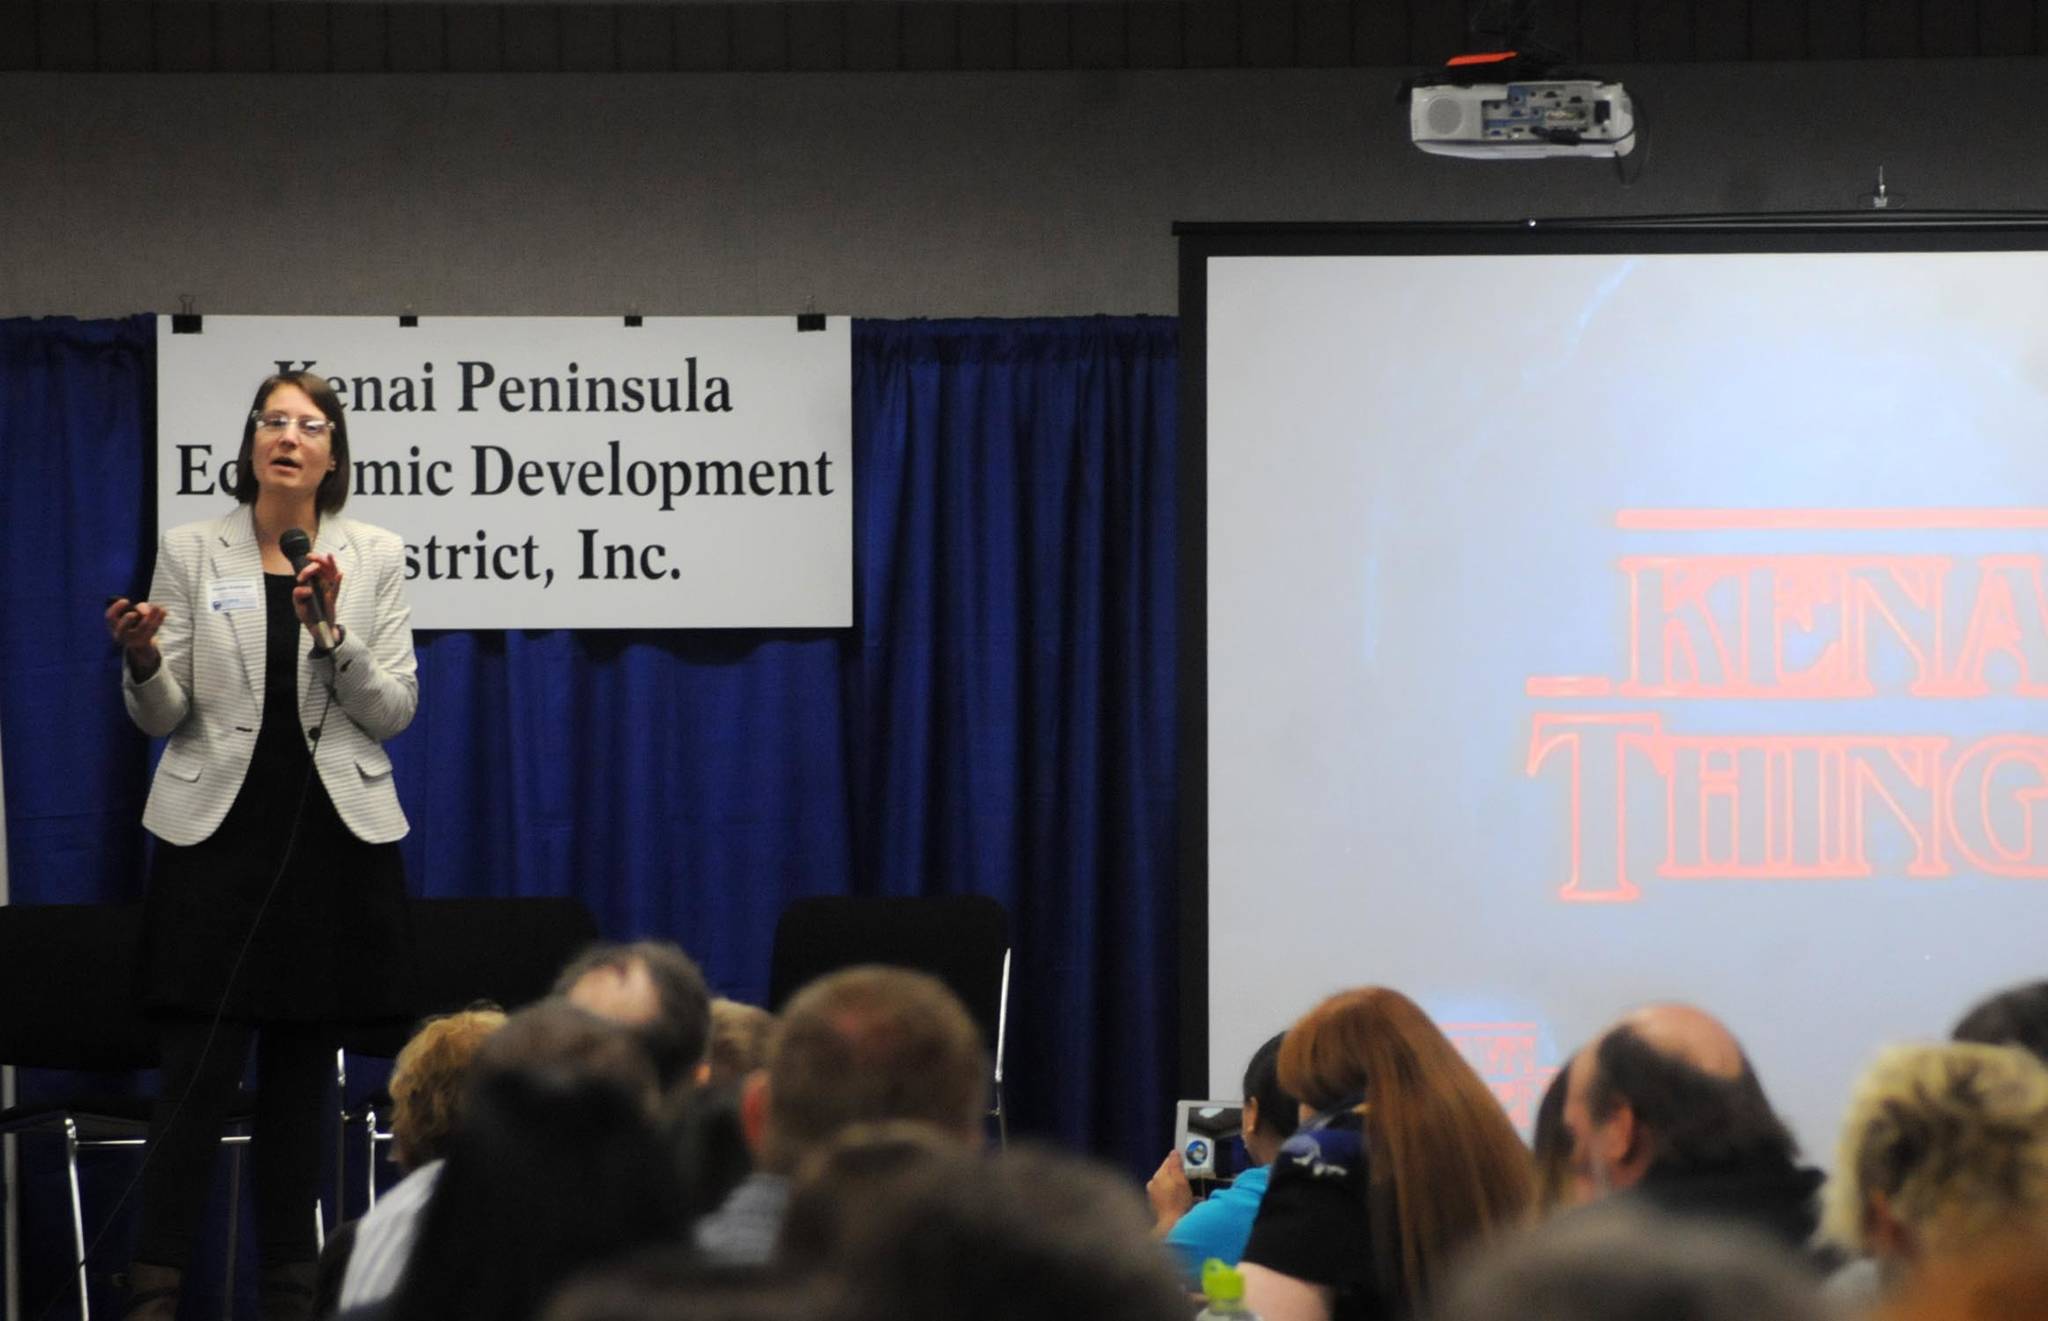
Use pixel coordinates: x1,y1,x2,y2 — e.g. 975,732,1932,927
1410,78,1635,158
1404,50,1635,160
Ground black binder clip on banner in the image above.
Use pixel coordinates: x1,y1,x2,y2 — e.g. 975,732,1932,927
797,296,825,333
171,295,202,335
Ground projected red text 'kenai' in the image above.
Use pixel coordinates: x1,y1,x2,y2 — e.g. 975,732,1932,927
1524,510,2048,901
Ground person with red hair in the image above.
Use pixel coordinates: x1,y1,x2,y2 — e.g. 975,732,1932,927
1239,987,1532,1321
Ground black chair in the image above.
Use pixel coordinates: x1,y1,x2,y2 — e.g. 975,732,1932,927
766,894,1012,1142
335,896,600,1206
0,904,257,1321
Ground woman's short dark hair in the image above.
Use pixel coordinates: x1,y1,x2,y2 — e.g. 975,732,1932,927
231,371,351,514
1243,1031,1300,1145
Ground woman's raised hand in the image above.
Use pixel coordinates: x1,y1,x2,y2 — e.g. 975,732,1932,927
106,596,166,679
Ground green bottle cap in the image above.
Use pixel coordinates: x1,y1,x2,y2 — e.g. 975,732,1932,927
1201,1259,1246,1304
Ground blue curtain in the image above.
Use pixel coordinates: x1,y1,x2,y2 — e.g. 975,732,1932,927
1,314,1179,1309
849,319,1179,1155
0,314,169,1317
0,315,158,906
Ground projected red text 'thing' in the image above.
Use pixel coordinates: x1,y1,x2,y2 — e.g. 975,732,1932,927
1524,510,2048,901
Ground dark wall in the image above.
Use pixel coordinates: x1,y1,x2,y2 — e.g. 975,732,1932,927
3,57,2043,316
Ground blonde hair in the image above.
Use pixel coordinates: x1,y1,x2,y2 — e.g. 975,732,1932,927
1824,1042,2048,1259
389,1007,508,1172
706,997,778,1088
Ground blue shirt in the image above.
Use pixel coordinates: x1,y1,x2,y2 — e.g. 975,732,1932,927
1163,1164,1272,1285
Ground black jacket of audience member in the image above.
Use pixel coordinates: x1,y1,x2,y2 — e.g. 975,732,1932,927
1240,1107,1395,1321
1629,1158,1825,1255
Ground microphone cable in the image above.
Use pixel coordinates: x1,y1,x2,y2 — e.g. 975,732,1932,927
31,670,341,1321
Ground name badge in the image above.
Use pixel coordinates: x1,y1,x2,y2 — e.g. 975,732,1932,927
208,578,260,613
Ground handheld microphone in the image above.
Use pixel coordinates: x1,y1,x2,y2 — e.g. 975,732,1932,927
279,527,339,654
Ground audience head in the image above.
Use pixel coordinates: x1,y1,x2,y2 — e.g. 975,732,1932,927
1566,1003,1795,1200
707,996,779,1089
1279,986,1534,1307
474,997,663,1111
779,1121,971,1263
1953,980,2048,1064
820,1143,1190,1321
1436,1205,1828,1321
1530,1056,1575,1217
554,939,713,1093
753,965,986,1173
544,1256,827,1321
386,1002,689,1321
1240,1030,1299,1166
668,1088,755,1223
1869,1235,2048,1321
1822,1041,2048,1269
387,1003,507,1173
669,1000,776,1217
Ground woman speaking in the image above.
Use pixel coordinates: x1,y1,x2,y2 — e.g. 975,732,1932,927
104,371,418,1321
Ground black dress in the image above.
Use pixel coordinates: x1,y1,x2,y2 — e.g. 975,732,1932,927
138,573,414,1023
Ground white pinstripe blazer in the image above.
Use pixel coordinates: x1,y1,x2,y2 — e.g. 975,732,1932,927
122,505,419,845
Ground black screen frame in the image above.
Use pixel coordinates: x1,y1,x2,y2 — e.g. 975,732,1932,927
1173,211,2048,1099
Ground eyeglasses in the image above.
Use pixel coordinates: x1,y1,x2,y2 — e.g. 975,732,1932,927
251,412,334,439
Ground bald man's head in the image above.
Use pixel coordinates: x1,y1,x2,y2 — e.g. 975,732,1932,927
552,941,711,1094
1620,1004,1746,1080
1563,1004,1795,1200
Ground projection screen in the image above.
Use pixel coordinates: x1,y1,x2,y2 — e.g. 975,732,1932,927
1182,219,2048,1158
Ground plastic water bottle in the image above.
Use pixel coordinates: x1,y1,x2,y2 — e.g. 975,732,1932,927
1195,1259,1262,1321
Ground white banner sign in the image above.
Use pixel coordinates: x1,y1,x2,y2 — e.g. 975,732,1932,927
156,316,852,628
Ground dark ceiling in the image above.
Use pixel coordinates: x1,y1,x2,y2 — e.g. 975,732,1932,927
4,0,2038,75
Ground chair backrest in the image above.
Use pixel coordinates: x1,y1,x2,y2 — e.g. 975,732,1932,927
0,904,159,1071
767,895,1009,1060
339,896,600,1057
